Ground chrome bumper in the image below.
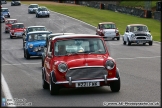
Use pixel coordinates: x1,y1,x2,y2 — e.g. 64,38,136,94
55,76,118,86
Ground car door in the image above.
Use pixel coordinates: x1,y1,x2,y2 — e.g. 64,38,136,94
44,41,53,80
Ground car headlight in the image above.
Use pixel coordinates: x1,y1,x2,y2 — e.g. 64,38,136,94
147,34,151,37
34,47,38,52
105,60,115,70
38,47,41,50
29,44,33,48
131,34,135,38
58,63,68,73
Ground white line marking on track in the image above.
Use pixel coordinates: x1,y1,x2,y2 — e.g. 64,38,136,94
115,56,161,60
2,74,16,107
2,62,41,66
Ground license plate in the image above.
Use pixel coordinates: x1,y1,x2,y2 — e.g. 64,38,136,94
15,33,22,36
76,82,100,87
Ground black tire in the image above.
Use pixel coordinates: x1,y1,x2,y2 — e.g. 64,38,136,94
49,74,59,95
149,41,153,46
116,37,120,40
42,70,49,89
143,43,146,45
8,15,10,18
24,49,26,58
42,56,44,67
110,77,120,92
123,41,126,45
25,50,30,59
127,38,131,46
112,38,115,40
5,31,7,33
10,35,13,39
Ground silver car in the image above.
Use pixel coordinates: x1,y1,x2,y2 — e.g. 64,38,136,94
123,24,153,46
28,4,39,14
36,6,50,18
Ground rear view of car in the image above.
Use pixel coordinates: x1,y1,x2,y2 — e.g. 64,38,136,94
28,4,39,14
36,6,50,18
1,8,10,18
10,23,26,39
11,0,21,6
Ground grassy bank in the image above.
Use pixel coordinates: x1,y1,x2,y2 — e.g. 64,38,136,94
22,1,161,42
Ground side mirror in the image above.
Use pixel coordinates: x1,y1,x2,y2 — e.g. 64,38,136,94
47,52,52,57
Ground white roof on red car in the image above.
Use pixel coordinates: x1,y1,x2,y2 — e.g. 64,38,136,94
51,34,101,40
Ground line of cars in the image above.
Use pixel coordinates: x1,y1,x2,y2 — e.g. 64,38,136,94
28,4,50,18
2,1,154,95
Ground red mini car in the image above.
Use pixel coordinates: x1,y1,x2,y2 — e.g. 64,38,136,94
42,34,120,95
5,19,17,33
10,23,26,39
96,22,120,40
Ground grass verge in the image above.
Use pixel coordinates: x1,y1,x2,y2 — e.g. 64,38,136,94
22,1,161,42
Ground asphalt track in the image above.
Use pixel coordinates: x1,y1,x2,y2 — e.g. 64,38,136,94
1,2,161,107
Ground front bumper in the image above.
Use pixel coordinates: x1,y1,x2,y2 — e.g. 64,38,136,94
28,51,43,56
38,14,49,17
130,39,152,43
55,77,118,86
11,3,21,5
10,32,24,37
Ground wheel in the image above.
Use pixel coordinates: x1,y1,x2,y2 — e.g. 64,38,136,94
5,30,7,33
8,15,10,18
149,41,153,46
112,38,115,40
123,41,126,45
10,35,13,39
42,70,49,89
49,74,59,95
25,50,30,59
42,56,44,67
110,77,120,92
24,49,26,58
127,38,131,46
116,37,120,40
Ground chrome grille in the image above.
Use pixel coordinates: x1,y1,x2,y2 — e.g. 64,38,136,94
136,37,146,39
65,67,108,81
135,34,147,36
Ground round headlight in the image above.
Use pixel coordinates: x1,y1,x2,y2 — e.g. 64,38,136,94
105,60,115,70
131,34,135,38
38,47,41,50
29,44,33,48
58,63,68,73
34,47,38,52
147,34,151,37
